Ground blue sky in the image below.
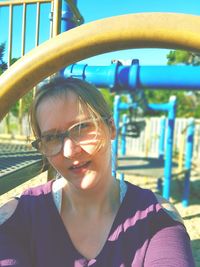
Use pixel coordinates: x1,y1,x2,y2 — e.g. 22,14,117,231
77,0,200,65
1,0,200,66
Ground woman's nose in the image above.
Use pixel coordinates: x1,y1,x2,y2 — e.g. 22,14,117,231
63,138,82,158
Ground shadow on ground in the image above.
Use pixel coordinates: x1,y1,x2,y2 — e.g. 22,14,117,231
169,176,200,206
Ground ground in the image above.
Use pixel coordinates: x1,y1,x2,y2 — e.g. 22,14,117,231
0,169,199,266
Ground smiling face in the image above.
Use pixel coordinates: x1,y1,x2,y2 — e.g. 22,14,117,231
36,90,115,190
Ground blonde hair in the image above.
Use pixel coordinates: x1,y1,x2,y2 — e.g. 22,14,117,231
30,77,112,139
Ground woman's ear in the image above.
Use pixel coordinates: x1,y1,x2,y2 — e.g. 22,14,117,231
109,118,116,140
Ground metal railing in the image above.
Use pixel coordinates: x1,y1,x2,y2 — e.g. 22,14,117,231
0,0,61,136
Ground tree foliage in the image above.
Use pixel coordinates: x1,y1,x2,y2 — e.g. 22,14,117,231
167,50,200,66
0,43,7,74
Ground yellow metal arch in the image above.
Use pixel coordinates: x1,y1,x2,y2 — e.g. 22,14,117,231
1,12,200,120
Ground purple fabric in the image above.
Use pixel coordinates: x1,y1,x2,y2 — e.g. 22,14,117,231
0,181,195,267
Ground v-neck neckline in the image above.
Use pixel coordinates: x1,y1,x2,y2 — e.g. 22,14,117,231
48,180,129,263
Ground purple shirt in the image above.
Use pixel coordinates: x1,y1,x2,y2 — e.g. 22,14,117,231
0,181,195,267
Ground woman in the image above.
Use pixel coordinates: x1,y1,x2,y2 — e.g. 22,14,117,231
0,77,195,266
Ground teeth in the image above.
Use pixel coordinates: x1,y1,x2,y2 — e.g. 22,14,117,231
71,162,88,169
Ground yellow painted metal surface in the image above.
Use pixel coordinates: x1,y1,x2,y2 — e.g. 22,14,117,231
52,0,61,37
1,13,200,120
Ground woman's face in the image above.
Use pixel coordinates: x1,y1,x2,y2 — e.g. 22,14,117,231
36,91,115,190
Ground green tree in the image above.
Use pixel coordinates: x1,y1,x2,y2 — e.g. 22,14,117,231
99,88,114,111
167,50,200,66
144,89,197,117
0,42,7,74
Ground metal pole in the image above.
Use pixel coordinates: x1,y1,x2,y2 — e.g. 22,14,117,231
162,96,176,200
8,4,13,67
52,0,61,37
35,2,41,46
112,95,120,177
121,114,128,156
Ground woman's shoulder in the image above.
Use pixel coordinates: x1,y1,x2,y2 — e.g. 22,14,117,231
125,181,183,224
21,180,54,197
154,193,184,224
0,180,53,226
0,198,19,226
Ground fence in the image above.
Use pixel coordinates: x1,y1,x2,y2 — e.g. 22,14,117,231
121,117,200,162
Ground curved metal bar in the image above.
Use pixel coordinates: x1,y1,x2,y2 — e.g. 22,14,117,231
1,12,200,120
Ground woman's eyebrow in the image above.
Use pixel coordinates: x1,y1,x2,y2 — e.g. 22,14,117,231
41,129,60,136
40,118,90,136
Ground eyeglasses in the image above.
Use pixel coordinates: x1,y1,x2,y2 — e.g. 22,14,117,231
31,118,106,157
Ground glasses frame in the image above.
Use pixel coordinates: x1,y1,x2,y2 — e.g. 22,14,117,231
31,117,110,156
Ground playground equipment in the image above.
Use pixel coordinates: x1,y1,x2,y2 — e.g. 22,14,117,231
2,12,200,118
1,12,200,204
120,114,146,154
112,94,146,166
0,143,44,194
112,93,177,200
0,0,83,135
64,62,200,90
111,93,146,177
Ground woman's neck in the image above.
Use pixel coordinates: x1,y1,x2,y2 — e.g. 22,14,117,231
62,176,120,217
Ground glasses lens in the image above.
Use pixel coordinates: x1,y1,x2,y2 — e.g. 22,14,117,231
69,120,101,153
40,135,63,156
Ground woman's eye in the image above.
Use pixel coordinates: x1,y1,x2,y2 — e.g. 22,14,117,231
79,122,90,129
43,135,57,142
73,122,90,132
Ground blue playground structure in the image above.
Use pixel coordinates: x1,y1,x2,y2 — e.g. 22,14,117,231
64,62,200,91
112,94,194,207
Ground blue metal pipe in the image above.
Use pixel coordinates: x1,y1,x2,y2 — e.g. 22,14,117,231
58,0,78,76
64,62,120,89
121,114,128,156
119,172,125,182
182,118,195,207
64,63,200,91
148,102,173,112
61,0,77,32
147,98,176,200
162,96,177,200
112,95,121,177
119,102,138,110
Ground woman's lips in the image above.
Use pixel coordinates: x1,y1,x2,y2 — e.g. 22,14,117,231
69,161,91,173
